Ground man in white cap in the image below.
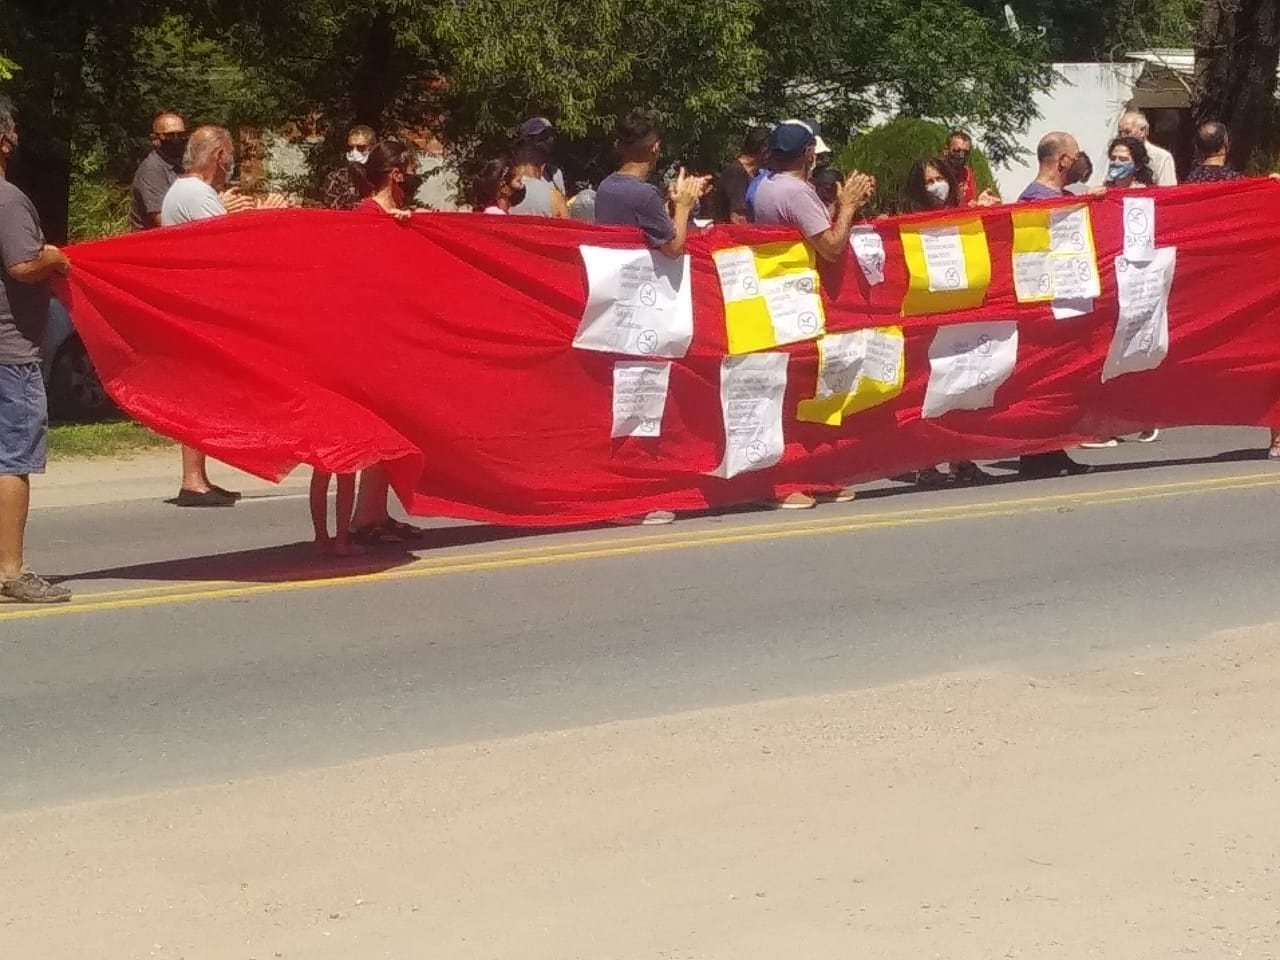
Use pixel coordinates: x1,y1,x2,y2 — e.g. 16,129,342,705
517,117,566,195
1117,111,1177,186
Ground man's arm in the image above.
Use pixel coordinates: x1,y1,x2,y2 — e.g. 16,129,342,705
549,186,570,219
807,172,875,263
6,245,70,284
656,169,709,258
135,165,172,228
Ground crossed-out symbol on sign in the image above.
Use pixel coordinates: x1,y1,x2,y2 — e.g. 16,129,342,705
638,282,658,307
746,441,768,464
798,312,818,334
976,334,994,356
798,276,815,294
742,276,759,295
944,267,961,288
637,330,659,354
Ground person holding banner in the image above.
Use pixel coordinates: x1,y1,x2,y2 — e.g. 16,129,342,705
347,141,428,543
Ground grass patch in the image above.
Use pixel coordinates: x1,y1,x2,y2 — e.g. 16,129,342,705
48,420,173,460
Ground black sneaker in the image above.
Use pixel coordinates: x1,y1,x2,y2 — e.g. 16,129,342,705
210,484,243,501
175,487,237,507
1,571,72,604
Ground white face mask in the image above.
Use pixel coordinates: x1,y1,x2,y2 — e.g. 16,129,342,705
925,179,950,204
346,147,370,165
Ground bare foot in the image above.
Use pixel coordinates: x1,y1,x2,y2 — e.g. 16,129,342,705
333,539,366,557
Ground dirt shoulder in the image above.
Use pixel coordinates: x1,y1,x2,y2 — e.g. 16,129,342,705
3,627,1278,959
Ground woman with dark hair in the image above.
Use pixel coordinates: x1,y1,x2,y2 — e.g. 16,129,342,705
904,156,961,213
355,140,417,220
321,124,376,211
344,139,427,545
471,158,528,214
904,156,993,487
1104,136,1156,188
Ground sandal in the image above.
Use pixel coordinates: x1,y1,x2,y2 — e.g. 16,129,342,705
915,466,950,488
381,518,428,540
952,461,993,485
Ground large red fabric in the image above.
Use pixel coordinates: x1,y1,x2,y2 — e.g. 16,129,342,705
62,181,1280,526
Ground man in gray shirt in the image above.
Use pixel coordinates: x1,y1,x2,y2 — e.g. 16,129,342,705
0,96,72,602
753,120,874,262
130,112,187,231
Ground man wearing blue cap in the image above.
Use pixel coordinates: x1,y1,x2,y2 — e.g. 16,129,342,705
753,120,875,509
753,120,875,263
518,117,567,196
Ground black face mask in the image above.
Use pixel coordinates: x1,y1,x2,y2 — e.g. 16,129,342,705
508,184,528,208
157,134,187,167
947,150,970,169
402,173,424,197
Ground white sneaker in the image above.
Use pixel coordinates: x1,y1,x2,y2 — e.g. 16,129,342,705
1079,438,1119,449
1135,429,1160,443
609,510,676,526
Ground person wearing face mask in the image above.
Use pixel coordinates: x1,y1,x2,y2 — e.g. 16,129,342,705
322,124,376,211
130,112,189,231
944,130,979,205
1102,137,1155,189
159,125,288,508
1016,131,1092,479
754,119,875,509
471,157,527,214
901,157,993,487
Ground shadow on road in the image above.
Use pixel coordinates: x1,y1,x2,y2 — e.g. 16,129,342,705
55,447,1274,588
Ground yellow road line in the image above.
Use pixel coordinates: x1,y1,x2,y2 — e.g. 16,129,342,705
2,471,1277,623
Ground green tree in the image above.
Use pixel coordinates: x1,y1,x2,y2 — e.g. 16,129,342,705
1193,0,1280,169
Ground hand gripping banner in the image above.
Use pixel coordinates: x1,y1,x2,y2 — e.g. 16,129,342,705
61,181,1280,526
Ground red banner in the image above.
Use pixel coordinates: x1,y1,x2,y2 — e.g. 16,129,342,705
62,180,1280,526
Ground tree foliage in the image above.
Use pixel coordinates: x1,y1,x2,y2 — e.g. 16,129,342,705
1192,0,1280,168
5,0,1063,237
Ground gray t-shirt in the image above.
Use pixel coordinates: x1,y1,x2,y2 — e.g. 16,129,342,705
130,149,180,231
752,173,832,238
509,176,556,217
594,173,675,249
160,177,227,226
0,176,51,365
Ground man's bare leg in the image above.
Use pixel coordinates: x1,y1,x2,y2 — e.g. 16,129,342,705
353,466,390,529
181,446,212,493
0,473,30,581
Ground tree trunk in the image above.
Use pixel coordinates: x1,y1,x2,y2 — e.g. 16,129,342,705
1192,0,1280,169
351,11,396,130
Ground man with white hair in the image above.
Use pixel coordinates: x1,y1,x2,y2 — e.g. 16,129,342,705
161,125,287,507
1117,111,1177,187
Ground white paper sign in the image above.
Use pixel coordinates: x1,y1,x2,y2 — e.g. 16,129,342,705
1049,207,1090,253
1123,196,1156,262
611,361,671,438
1104,248,1177,382
1051,254,1099,301
712,246,762,303
760,272,824,344
922,321,1019,419
920,225,969,292
811,328,902,399
850,226,887,285
713,352,788,479
1052,298,1094,320
1013,252,1052,301
575,245,694,358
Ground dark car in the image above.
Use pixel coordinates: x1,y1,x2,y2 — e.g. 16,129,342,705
41,299,114,422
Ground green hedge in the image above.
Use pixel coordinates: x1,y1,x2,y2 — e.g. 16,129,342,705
836,118,998,216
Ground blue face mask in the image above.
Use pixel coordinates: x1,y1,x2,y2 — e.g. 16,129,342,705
1107,159,1136,183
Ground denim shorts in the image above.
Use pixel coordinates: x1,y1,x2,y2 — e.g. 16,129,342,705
0,362,49,476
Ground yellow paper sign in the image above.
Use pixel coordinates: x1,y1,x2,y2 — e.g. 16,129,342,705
714,241,827,355
900,217,992,316
796,327,906,427
1010,205,1102,303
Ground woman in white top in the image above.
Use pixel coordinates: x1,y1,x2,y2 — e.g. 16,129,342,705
471,158,527,214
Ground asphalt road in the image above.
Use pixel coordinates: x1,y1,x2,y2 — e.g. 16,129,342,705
3,427,1279,813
